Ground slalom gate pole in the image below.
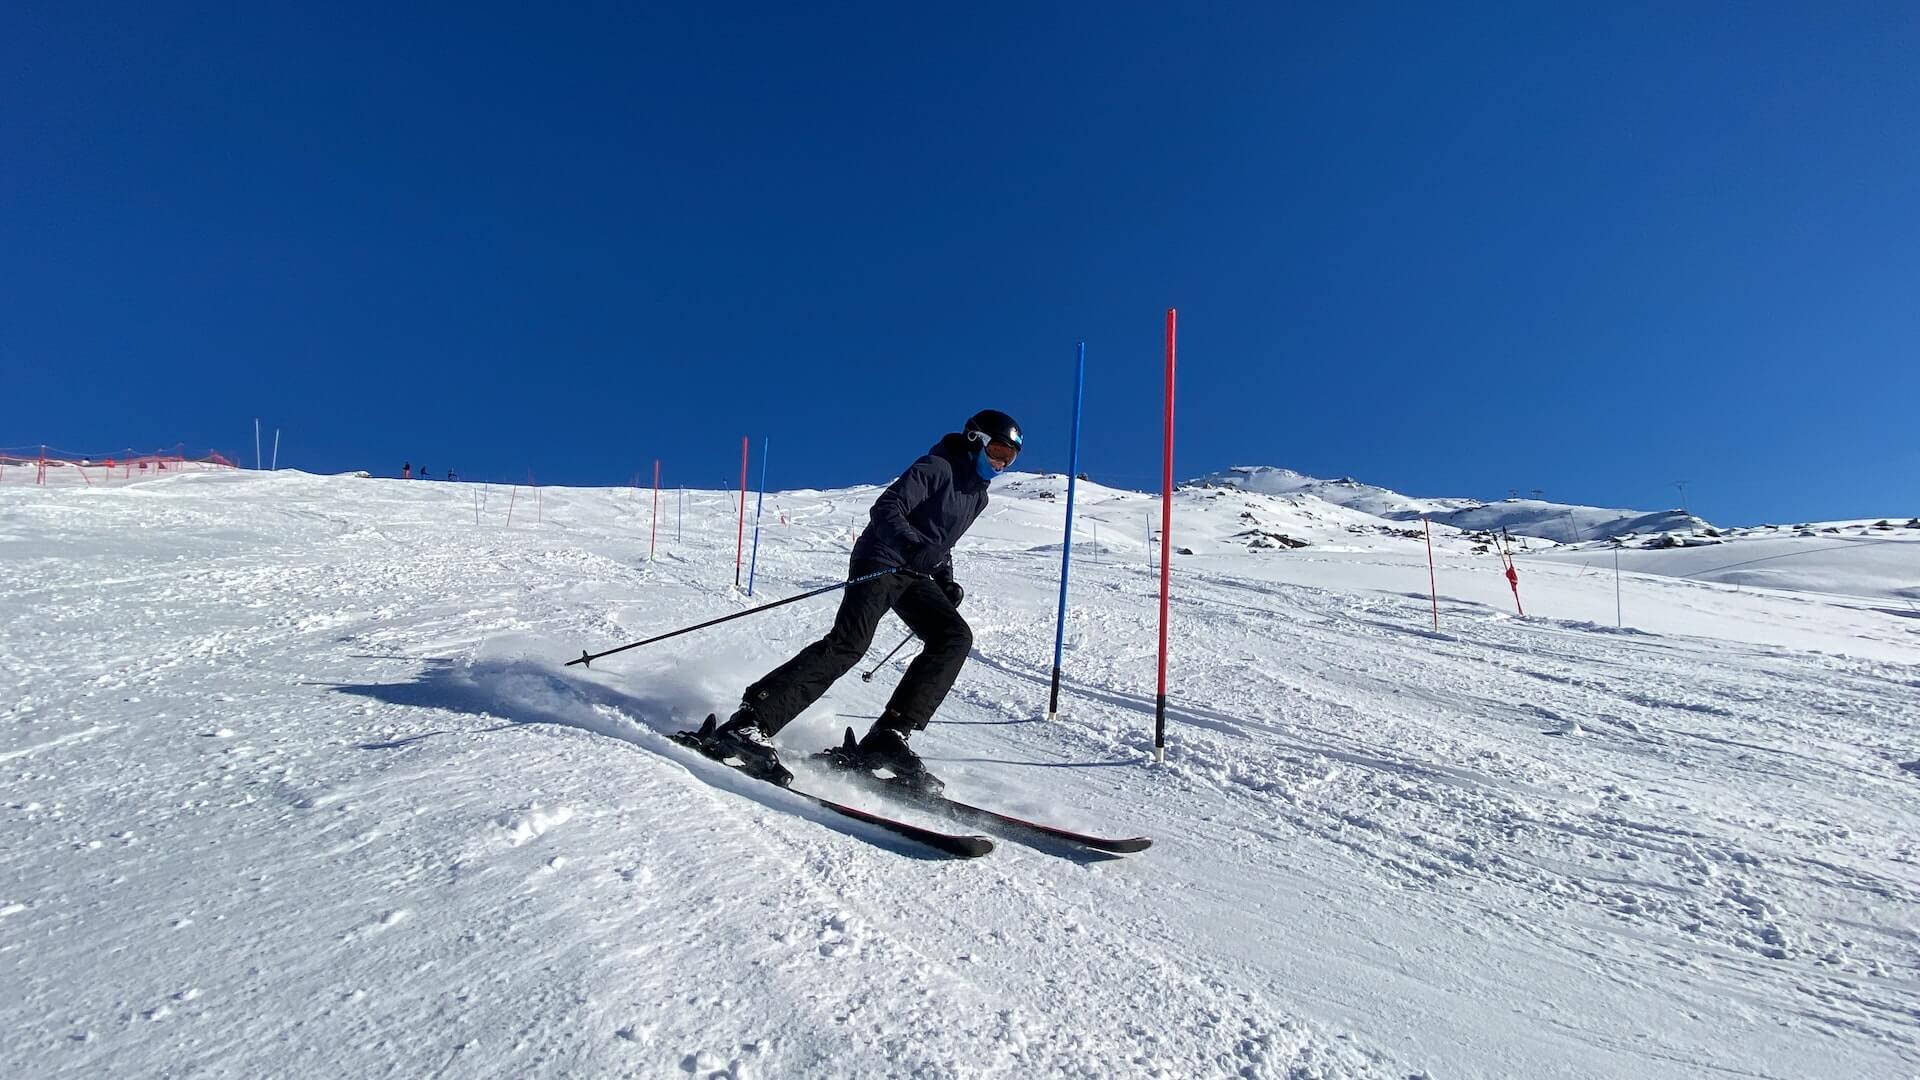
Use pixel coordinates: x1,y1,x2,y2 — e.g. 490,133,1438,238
747,437,769,596
1047,340,1087,720
566,567,903,668
1424,518,1439,631
1500,527,1524,615
862,631,916,682
1154,308,1177,763
1614,543,1622,627
735,436,749,589
650,459,661,559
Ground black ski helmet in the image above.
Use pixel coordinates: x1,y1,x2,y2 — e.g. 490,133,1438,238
963,409,1023,454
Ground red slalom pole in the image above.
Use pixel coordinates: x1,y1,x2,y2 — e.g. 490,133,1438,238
1424,518,1439,631
1154,308,1177,763
650,459,661,559
735,436,749,589
1495,528,1524,616
1504,535,1524,616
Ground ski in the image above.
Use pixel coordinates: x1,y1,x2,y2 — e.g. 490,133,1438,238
907,789,1153,854
794,789,995,858
669,719,994,859
817,730,1153,854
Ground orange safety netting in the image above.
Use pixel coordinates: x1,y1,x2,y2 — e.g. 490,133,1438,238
0,445,240,486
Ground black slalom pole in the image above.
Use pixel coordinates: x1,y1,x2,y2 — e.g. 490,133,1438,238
861,631,916,682
566,566,899,668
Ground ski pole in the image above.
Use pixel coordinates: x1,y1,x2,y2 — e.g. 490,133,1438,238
566,566,902,668
861,631,917,682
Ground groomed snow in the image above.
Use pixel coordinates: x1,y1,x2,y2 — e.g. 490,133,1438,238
4,467,1917,1078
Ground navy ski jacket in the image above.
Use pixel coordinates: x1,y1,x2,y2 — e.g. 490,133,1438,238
851,433,989,579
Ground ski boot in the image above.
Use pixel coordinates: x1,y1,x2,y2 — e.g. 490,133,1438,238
818,710,942,796
679,706,793,786
812,728,871,773
814,727,943,797
814,709,945,796
858,725,943,796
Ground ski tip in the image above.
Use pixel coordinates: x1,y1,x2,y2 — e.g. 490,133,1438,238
841,727,858,749
697,713,718,739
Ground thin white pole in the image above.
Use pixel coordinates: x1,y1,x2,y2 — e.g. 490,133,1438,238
1615,544,1622,628
1425,518,1439,631
254,419,261,470
270,429,280,471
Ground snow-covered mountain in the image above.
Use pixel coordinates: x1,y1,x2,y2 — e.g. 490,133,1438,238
4,466,1918,1078
1193,464,1710,543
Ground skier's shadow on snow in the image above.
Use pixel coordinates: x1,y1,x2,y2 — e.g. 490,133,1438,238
318,658,686,750
938,756,1134,769
319,660,974,862
837,712,1129,768
840,711,1035,728
966,651,1459,781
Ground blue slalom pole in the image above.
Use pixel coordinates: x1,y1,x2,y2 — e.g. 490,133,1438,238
1047,341,1086,721
746,437,770,596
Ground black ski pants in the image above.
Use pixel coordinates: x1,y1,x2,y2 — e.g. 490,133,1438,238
744,560,972,736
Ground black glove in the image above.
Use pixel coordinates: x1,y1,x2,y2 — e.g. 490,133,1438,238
939,579,964,607
903,542,943,575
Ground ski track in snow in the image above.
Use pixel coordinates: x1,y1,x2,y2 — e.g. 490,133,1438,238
3,468,1917,1078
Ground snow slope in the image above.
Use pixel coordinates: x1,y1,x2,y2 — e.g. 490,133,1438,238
1197,465,1709,543
4,468,1919,1078
1537,522,1920,605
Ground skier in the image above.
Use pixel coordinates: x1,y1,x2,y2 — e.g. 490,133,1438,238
702,410,1023,792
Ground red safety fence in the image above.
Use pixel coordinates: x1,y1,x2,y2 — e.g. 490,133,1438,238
0,445,240,487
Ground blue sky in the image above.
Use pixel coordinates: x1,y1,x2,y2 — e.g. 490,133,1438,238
4,3,1915,524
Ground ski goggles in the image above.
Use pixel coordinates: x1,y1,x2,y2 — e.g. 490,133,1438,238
970,431,1021,469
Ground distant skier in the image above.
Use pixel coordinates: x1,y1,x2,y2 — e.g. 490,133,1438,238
402,461,411,479
702,410,1023,792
